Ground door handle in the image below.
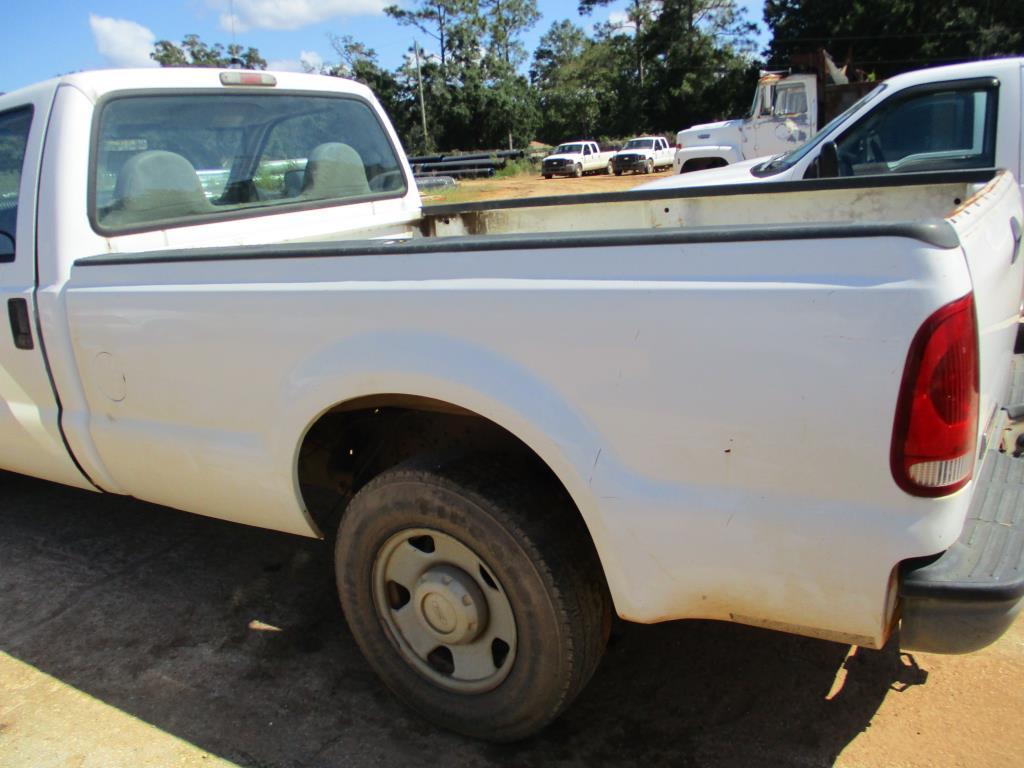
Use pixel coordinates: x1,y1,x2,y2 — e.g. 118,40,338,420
8,298,33,350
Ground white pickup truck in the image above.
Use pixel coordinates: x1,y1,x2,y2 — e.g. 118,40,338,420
644,57,1024,191
541,140,615,178
3,67,1024,742
609,135,675,175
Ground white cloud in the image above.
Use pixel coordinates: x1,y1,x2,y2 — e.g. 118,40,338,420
89,14,159,68
300,50,324,71
213,0,387,33
268,50,326,72
607,11,630,27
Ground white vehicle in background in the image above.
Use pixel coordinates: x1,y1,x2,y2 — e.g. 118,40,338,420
541,140,615,178
609,136,674,175
672,53,874,175
643,57,1024,192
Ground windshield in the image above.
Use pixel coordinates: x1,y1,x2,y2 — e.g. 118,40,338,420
555,143,584,154
624,139,654,150
753,84,887,176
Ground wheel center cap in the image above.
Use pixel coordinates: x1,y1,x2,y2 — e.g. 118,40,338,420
422,593,458,634
413,565,489,644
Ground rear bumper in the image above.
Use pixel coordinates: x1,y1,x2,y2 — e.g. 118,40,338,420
898,444,1024,654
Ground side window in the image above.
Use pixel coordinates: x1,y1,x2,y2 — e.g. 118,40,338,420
94,94,406,233
0,107,33,258
834,84,997,175
775,86,808,117
584,144,592,156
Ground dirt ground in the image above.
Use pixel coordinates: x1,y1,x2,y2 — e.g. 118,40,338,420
0,469,1021,768
418,165,673,204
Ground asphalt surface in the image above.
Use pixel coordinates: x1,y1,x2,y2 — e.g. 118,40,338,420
0,468,1021,768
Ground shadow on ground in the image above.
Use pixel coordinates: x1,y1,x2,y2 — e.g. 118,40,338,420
0,471,928,767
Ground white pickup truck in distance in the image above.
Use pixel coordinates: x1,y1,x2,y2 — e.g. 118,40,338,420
3,67,1024,742
609,136,675,175
541,140,615,178
643,57,1024,192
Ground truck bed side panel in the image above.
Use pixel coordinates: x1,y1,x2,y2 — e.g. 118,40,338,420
64,228,978,646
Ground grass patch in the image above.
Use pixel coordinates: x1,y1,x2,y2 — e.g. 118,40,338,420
494,157,537,178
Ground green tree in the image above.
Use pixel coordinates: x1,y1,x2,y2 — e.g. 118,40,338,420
531,21,607,141
578,0,658,89
384,0,474,69
480,0,540,67
764,0,1023,78
150,34,266,69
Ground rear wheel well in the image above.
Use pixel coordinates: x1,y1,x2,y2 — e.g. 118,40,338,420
297,396,596,554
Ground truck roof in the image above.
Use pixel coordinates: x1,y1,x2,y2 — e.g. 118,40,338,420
879,56,1024,91
0,68,374,111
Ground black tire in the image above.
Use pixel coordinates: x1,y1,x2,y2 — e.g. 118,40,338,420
573,163,582,178
613,169,622,176
543,173,552,180
335,454,611,741
645,158,654,174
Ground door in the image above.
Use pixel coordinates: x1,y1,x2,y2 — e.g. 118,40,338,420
0,98,93,487
752,81,811,158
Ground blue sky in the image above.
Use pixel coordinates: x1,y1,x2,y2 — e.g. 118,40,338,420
3,1,769,94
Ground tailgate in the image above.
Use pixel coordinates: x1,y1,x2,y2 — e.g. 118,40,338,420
950,173,1024,441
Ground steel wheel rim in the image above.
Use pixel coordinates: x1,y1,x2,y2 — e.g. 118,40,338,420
373,527,518,693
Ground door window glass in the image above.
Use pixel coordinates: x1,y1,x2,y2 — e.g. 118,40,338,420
775,86,808,117
834,85,996,175
0,107,33,253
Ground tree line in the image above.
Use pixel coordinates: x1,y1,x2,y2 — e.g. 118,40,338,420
151,0,1023,154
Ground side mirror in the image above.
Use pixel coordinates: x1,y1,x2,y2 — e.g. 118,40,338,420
818,141,840,178
0,232,13,263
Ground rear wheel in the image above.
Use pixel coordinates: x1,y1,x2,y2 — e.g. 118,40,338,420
606,162,613,175
335,455,611,741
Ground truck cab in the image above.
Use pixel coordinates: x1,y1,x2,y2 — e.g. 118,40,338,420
673,73,820,174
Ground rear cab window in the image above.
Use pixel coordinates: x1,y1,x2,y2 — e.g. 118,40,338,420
0,107,33,259
92,92,406,234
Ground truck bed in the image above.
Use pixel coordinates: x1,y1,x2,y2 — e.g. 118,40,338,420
62,169,1022,649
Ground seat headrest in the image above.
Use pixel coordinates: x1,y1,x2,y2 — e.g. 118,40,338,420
104,150,212,226
301,143,370,199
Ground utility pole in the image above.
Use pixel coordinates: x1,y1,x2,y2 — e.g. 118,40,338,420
414,41,430,151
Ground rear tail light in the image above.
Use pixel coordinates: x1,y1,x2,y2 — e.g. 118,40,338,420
891,293,979,496
675,143,683,149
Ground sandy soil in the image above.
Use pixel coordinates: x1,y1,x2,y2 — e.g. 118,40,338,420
0,469,1021,768
418,166,674,204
